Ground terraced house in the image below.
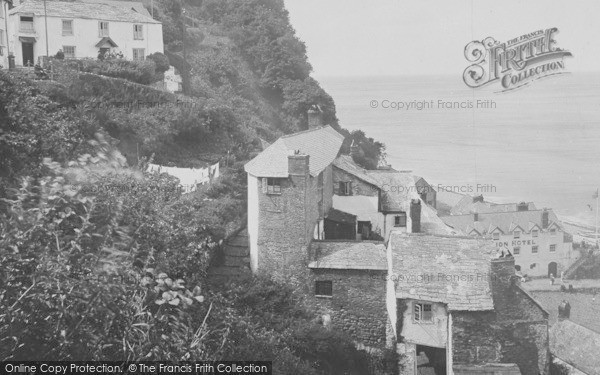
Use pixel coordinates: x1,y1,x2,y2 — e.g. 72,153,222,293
441,196,579,278
7,0,162,66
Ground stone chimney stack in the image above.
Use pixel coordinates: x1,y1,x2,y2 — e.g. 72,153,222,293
517,202,529,211
308,105,324,129
410,199,421,233
350,140,359,157
473,195,484,203
542,208,549,229
490,256,517,297
558,300,571,320
288,151,310,176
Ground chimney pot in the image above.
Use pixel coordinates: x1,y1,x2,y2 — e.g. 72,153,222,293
308,105,324,129
542,208,549,229
410,199,421,233
473,195,484,203
558,300,571,320
288,154,310,176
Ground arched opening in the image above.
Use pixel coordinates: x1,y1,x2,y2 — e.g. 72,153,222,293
548,262,558,278
515,265,521,272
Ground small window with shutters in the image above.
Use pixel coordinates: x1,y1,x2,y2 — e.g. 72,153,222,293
394,212,407,227
414,302,433,323
339,181,352,196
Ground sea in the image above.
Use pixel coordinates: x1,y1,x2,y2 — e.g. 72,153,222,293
318,73,600,230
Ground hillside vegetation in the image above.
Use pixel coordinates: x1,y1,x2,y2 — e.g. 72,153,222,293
0,0,394,373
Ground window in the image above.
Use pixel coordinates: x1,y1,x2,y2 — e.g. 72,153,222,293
513,230,521,239
532,246,538,254
132,48,145,61
492,232,500,240
532,229,539,237
550,244,556,252
339,181,352,196
513,247,520,255
133,24,143,40
263,178,281,195
530,263,537,269
315,281,332,297
0,29,4,47
394,212,407,227
62,20,73,36
550,228,557,236
63,46,75,58
515,265,521,272
20,16,34,33
414,302,433,323
0,2,3,18
98,21,109,37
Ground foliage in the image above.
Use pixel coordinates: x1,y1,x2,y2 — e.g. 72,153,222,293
52,58,160,85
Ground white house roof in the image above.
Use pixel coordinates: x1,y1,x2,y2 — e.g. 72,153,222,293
10,0,160,24
244,126,344,178
81,0,152,18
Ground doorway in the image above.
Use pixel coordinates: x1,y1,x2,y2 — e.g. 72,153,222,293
416,345,446,375
548,262,558,278
22,43,34,66
357,221,371,240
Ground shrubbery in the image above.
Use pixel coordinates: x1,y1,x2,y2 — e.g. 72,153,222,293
52,58,160,85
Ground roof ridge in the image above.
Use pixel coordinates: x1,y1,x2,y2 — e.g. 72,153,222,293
279,125,338,139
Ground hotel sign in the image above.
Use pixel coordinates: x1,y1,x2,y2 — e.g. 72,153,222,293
463,28,572,92
495,239,537,248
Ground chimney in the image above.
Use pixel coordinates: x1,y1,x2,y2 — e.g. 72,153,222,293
349,140,359,157
410,199,421,233
517,202,529,211
288,151,310,176
558,300,571,320
307,105,323,129
542,208,549,229
490,256,517,297
472,195,484,203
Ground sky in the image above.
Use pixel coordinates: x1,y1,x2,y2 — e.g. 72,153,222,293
284,0,600,77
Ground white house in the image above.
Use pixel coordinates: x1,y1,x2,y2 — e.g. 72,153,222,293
8,0,162,66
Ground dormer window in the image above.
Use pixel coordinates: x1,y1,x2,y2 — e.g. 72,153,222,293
514,230,521,239
492,232,500,240
550,228,557,236
532,229,539,237
339,181,352,196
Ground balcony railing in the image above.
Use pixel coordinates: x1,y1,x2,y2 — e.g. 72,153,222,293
20,22,35,33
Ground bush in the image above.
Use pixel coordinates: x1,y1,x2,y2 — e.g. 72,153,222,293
147,52,171,74
53,58,160,85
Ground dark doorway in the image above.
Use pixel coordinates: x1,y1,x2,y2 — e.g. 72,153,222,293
416,345,446,375
324,219,355,240
548,262,558,278
357,221,371,240
22,43,34,66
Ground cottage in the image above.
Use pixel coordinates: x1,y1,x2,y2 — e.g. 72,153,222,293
387,233,550,375
8,0,162,66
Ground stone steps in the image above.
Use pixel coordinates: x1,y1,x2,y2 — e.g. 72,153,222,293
207,227,251,285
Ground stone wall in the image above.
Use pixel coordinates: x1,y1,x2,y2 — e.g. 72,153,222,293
310,269,388,348
452,257,550,375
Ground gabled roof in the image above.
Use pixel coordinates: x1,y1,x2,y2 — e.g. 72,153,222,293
10,0,160,24
333,155,380,187
550,319,600,375
366,170,417,213
388,233,496,311
95,36,118,48
450,195,537,215
309,241,387,270
244,126,344,178
441,209,562,236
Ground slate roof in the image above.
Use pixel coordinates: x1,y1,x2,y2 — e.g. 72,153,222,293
550,319,600,375
10,0,160,23
388,233,496,311
451,195,537,215
244,126,344,178
441,209,562,236
308,241,387,270
366,170,417,213
333,155,380,187
325,207,356,224
81,0,152,17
